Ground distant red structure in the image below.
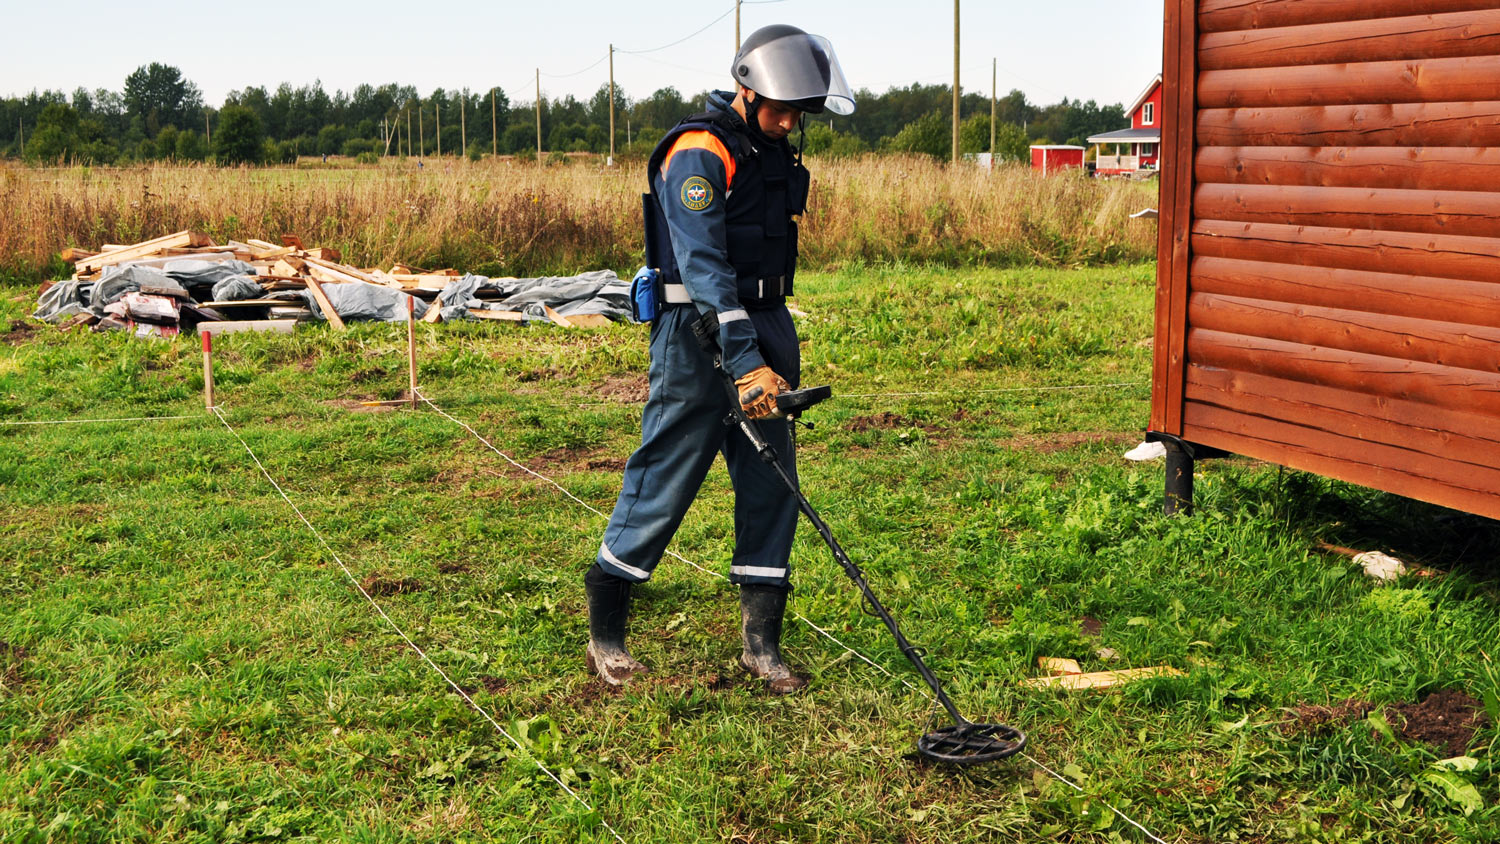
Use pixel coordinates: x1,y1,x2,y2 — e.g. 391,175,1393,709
1029,145,1085,175
1088,75,1162,178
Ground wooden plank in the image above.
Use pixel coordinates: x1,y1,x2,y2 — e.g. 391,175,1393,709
1197,102,1500,147
1193,183,1500,239
76,230,213,273
1152,0,1197,435
1199,0,1500,34
1186,365,1500,467
1195,146,1500,192
199,320,298,336
1188,328,1500,417
422,302,445,323
303,276,347,331
468,308,525,321
1199,55,1500,109
564,313,614,328
1188,291,1500,373
304,256,378,285
1183,403,1500,519
1191,220,1500,284
59,247,98,263
1198,10,1500,71
1021,666,1183,691
543,305,573,328
1191,256,1500,329
1038,657,1082,676
200,299,290,308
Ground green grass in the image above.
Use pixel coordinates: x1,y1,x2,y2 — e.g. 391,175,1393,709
1,263,1497,843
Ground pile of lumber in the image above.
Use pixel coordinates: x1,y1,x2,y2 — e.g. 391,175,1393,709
53,230,474,335
50,230,615,336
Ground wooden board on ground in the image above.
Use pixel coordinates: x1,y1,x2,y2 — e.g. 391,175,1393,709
1020,666,1183,691
1038,657,1083,676
199,320,298,336
468,308,524,322
543,305,572,328
564,313,613,328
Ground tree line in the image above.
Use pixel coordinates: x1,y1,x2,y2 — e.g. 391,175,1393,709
0,63,1127,165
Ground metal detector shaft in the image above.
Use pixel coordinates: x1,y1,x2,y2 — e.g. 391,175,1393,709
694,329,968,728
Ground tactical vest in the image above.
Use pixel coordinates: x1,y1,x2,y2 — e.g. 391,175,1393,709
644,109,810,304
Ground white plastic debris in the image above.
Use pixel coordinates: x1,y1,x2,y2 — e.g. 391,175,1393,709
1124,441,1167,462
1355,551,1407,582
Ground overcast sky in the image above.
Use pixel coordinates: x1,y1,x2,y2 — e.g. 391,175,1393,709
3,0,1164,110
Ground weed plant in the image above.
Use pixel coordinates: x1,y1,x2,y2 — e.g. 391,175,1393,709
1,264,1496,842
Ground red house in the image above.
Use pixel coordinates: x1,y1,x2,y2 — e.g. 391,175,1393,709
1087,75,1162,178
1029,145,1085,175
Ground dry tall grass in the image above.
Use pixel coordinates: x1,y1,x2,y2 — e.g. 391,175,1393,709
0,156,1157,280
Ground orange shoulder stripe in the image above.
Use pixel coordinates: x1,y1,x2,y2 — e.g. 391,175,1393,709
662,130,735,188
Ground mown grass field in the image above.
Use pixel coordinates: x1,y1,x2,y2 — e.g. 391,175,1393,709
2,263,1498,843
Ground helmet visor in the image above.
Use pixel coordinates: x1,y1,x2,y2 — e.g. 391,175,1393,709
734,33,856,116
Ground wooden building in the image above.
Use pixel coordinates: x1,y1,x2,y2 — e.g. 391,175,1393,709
1087,75,1163,178
1029,144,1086,175
1149,0,1500,521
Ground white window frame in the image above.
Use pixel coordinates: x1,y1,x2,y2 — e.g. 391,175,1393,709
1142,102,1155,126
1142,143,1155,156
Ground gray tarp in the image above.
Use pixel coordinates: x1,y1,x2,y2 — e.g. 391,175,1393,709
32,281,92,323
302,282,430,322
437,270,635,324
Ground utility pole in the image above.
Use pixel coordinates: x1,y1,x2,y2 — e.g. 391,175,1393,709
736,0,741,50
461,93,467,158
419,102,424,160
952,0,961,164
205,109,211,146
990,58,996,169
436,105,442,157
608,44,616,165
17,118,23,158
492,89,498,157
407,108,412,157
535,68,542,164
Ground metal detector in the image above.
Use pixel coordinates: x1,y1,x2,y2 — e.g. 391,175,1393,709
691,312,1026,765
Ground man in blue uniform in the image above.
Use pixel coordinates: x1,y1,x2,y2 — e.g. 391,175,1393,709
585,25,855,694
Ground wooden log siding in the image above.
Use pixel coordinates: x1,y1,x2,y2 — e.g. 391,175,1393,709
1150,0,1500,519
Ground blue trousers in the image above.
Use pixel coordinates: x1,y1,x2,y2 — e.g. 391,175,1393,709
597,304,800,588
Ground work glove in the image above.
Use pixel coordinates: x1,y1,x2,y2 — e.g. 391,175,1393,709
735,366,790,420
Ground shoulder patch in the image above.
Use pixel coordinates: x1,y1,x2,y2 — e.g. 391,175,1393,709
680,176,714,211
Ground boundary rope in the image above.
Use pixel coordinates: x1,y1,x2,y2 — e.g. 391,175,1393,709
211,405,629,844
1,414,199,427
412,388,1169,843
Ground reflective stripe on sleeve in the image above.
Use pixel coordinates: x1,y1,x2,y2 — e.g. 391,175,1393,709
718,309,749,324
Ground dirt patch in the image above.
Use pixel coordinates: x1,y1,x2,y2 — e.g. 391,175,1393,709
846,412,938,433
350,365,389,384
1279,699,1374,738
707,673,740,692
531,446,627,473
1003,431,1136,455
1386,688,1492,756
1078,617,1103,637
586,456,627,472
478,675,508,694
0,640,29,692
437,560,471,575
359,575,426,596
4,319,36,345
595,374,650,404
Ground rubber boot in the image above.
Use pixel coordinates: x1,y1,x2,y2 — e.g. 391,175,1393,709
738,584,808,695
584,563,647,686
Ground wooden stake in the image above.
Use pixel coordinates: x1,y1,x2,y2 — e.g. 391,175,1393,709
407,295,417,408
202,331,215,409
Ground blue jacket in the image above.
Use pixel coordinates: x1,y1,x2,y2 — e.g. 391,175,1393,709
647,91,804,379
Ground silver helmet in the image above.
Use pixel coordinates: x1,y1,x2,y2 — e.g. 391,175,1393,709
731,25,855,116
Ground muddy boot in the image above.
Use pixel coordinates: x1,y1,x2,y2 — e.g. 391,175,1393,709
584,563,647,686
738,584,808,695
